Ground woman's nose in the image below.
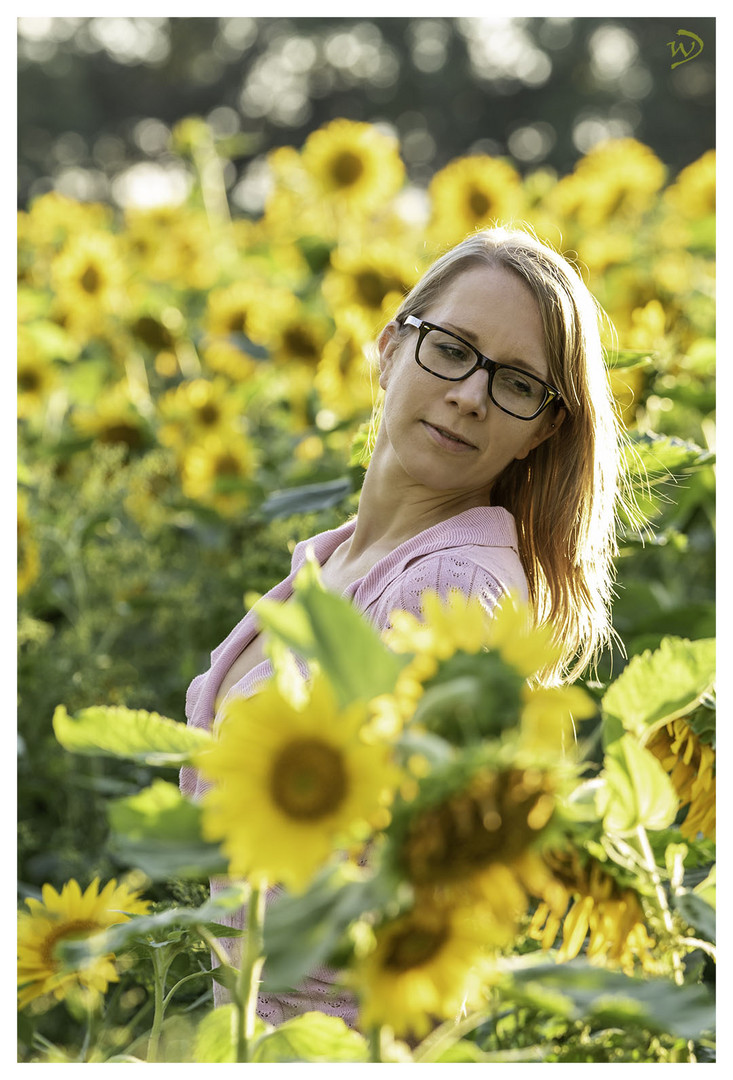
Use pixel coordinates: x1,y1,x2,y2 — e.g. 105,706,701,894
445,368,489,417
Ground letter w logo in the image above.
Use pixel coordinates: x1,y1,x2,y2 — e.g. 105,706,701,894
667,29,704,69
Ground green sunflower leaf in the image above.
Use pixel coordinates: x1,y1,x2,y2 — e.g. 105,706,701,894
252,1012,367,1063
194,1005,271,1064
107,779,228,880
255,552,408,707
501,956,716,1040
601,636,715,743
599,734,678,835
52,703,212,766
55,883,249,968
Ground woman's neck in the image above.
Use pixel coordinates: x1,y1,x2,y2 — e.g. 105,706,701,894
347,433,491,561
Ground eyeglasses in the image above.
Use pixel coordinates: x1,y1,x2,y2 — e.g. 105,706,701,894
403,315,562,421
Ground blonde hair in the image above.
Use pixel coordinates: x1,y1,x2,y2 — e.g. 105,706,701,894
376,225,634,683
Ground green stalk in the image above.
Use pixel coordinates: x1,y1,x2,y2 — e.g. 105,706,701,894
635,824,684,985
235,884,267,1063
146,948,172,1063
368,1025,382,1062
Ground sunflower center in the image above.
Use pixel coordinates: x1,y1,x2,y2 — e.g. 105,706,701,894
80,264,102,294
331,150,365,188
270,738,347,820
403,769,551,884
40,919,102,967
467,187,491,218
215,453,242,477
197,403,221,426
19,370,41,393
283,326,319,361
228,311,248,335
382,920,449,972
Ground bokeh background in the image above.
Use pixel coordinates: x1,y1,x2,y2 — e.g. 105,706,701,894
18,16,715,1047
19,17,715,210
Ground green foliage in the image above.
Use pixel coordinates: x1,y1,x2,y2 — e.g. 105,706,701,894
601,636,715,742
107,780,227,880
53,704,212,767
598,735,679,835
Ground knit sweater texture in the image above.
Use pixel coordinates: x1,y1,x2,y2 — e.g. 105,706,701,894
179,505,527,1024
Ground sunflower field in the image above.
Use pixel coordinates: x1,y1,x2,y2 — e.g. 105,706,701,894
18,117,715,1063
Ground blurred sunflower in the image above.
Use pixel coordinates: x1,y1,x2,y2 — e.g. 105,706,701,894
204,279,294,349
257,297,333,369
663,149,715,220
427,155,524,245
195,675,399,892
17,328,58,420
379,590,588,748
322,243,419,327
548,138,666,231
200,338,258,384
157,377,242,450
50,231,128,336
315,309,378,418
352,891,494,1038
17,492,40,595
179,430,256,516
18,877,150,1010
645,716,715,841
122,206,219,290
20,192,113,263
527,848,657,975
401,767,555,880
71,381,148,452
300,118,405,216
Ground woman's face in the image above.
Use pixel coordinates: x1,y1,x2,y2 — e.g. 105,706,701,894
377,263,561,501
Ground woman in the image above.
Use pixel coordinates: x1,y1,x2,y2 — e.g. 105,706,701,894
180,224,627,1023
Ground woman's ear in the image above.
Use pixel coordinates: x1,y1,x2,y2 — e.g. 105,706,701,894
377,321,400,390
514,406,566,461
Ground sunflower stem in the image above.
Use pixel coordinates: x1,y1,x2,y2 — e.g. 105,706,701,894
147,947,173,1063
368,1025,383,1062
235,883,266,1063
634,824,684,986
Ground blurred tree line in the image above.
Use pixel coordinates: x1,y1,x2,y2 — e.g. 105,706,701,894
18,16,715,212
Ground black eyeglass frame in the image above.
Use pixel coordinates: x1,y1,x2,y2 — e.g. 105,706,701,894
403,314,563,421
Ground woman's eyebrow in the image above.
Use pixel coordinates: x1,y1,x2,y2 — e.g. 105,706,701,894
441,320,547,378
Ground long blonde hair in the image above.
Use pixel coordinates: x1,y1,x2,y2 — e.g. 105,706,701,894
374,225,633,683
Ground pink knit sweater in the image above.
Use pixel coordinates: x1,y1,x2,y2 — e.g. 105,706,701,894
179,505,527,1025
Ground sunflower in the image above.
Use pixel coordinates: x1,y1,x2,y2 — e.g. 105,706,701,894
427,155,524,246
645,716,715,841
204,279,294,349
527,848,657,976
256,296,334,369
315,308,378,418
71,381,148,452
157,377,241,450
179,430,256,516
122,206,219,291
379,590,587,750
548,139,666,231
18,492,40,595
352,891,495,1038
200,338,258,384
322,243,419,326
395,764,557,891
18,877,150,1010
50,231,128,335
17,328,58,420
662,149,715,220
300,119,405,216
195,676,400,892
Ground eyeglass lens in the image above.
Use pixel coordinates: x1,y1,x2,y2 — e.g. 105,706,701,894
418,327,548,418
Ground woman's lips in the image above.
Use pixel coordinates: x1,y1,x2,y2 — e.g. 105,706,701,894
422,421,477,452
